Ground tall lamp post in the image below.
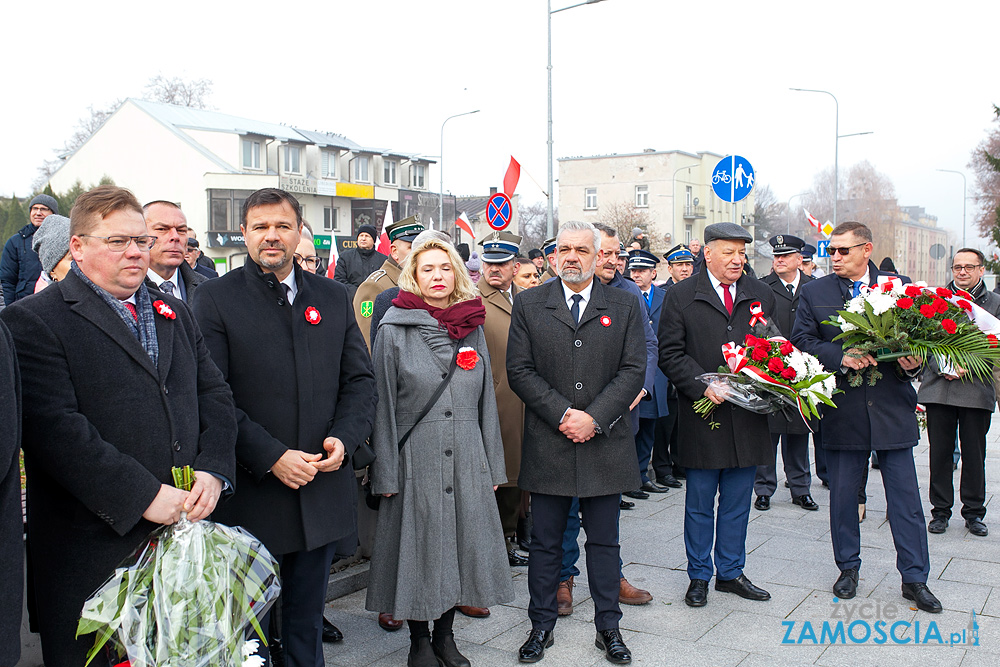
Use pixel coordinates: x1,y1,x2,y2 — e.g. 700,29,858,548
548,0,606,238
786,192,810,233
670,163,698,243
936,169,967,247
440,109,480,230
790,88,840,227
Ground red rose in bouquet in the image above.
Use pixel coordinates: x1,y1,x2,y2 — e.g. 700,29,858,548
781,367,797,380
779,341,794,356
767,357,785,373
905,285,923,298
751,346,768,362
896,297,914,310
956,299,972,311
936,287,954,299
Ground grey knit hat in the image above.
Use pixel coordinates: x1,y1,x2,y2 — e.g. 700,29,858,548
32,214,71,276
29,194,59,216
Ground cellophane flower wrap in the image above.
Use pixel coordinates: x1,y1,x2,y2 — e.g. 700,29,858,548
823,276,1000,382
694,335,839,429
76,466,280,667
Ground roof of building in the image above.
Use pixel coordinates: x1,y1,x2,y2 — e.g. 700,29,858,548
557,149,722,162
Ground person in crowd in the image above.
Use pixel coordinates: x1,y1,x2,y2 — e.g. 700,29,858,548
513,255,541,290
142,201,207,302
465,251,482,283
528,248,545,276
0,317,21,667
334,224,388,295
30,214,72,292
630,227,649,251
688,238,704,274
193,187,377,666
878,257,897,274
801,244,825,278
507,220,645,665
615,244,630,279
354,216,424,351
365,235,512,667
294,225,322,275
1,194,58,304
539,237,558,282
1,185,237,665
185,236,219,278
455,243,471,263
919,248,1000,537
792,220,941,613
754,235,818,513
658,222,776,609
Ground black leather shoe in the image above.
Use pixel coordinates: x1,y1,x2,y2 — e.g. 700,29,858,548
619,499,634,510
595,629,632,664
684,579,709,607
715,574,770,601
967,519,989,536
792,494,819,511
902,582,942,613
833,568,858,599
518,629,554,663
657,475,683,488
623,489,649,500
640,480,669,494
432,634,471,667
322,617,343,643
928,517,948,534
508,548,530,566
754,495,770,511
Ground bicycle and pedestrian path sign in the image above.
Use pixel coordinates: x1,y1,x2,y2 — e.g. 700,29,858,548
712,155,755,203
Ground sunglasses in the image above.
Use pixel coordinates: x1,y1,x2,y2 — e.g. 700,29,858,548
827,242,867,256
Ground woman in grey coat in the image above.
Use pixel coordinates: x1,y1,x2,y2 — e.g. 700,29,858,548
366,236,513,667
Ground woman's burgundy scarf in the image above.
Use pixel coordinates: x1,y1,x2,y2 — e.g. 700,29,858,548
392,290,486,340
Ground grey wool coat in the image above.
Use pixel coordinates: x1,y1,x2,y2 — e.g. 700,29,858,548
365,306,514,621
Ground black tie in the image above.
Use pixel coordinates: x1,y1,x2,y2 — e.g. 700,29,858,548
786,284,794,295
283,284,293,306
570,294,582,324
160,280,175,297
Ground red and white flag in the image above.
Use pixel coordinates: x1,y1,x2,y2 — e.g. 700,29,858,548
455,212,474,239
803,209,821,232
376,204,393,256
325,240,339,279
503,156,521,197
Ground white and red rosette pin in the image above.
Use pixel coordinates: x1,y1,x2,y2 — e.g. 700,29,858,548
152,300,176,320
600,315,612,327
748,302,768,327
457,347,479,370
305,306,322,324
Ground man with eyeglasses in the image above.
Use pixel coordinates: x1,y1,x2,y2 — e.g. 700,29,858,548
918,248,1000,538
0,185,237,665
142,201,207,303
792,221,941,614
1,194,59,305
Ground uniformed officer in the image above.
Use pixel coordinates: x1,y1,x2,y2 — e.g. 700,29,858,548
662,244,695,288
753,234,818,512
616,243,631,280
352,216,424,351
801,243,824,278
539,237,558,282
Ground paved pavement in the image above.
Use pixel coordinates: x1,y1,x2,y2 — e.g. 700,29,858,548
320,412,1000,667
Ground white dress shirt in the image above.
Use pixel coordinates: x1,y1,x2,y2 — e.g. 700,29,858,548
561,278,594,317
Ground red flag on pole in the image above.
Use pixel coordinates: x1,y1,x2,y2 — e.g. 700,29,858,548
455,212,474,239
803,209,821,232
376,204,393,255
503,156,521,196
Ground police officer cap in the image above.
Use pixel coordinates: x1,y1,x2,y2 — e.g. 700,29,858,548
801,243,817,260
703,222,753,244
664,244,694,264
386,215,425,243
542,237,557,256
618,241,629,259
479,230,523,263
627,249,659,271
768,234,805,256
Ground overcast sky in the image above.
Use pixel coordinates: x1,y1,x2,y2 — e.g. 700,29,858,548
4,0,998,247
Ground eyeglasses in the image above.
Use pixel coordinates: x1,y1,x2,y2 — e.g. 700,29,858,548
952,264,982,273
827,242,867,256
294,254,320,268
79,235,156,251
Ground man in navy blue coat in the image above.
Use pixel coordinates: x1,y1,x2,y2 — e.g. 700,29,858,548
791,221,941,613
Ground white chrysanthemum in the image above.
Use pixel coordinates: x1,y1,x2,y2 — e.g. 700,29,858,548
242,641,260,658
787,350,809,379
866,292,896,316
242,641,265,667
822,375,836,397
836,316,858,332
846,297,865,314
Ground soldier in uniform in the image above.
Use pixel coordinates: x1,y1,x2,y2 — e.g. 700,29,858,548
476,231,530,569
353,216,424,351
539,237,558,282
753,235,819,512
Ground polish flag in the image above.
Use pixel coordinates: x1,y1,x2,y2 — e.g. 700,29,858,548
803,209,821,232
455,212,474,239
376,204,393,256
503,156,521,196
325,241,339,279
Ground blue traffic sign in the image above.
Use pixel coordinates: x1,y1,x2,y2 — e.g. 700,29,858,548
817,240,830,258
486,192,513,231
711,155,755,203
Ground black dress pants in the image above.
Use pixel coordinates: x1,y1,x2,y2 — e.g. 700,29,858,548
926,403,991,522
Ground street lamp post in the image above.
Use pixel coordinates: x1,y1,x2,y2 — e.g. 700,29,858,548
790,88,840,226
936,169,967,247
440,109,480,231
548,0,606,238
786,192,810,233
671,163,698,243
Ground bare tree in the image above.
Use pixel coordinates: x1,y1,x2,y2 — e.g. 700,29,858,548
751,183,783,240
969,105,1000,237
517,201,552,251
144,75,213,109
600,200,653,246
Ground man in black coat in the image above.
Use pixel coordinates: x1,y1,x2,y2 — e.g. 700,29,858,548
507,220,645,665
143,200,207,303
792,221,940,613
0,194,57,304
658,223,777,609
333,223,388,297
0,185,237,666
193,188,377,667
0,319,21,667
754,235,818,512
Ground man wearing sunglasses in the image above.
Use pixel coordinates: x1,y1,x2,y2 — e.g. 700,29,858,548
792,221,941,614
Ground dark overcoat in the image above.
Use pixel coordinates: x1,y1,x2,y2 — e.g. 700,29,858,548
639,285,670,419
791,262,919,451
506,278,645,497
0,320,21,667
0,271,237,667
762,269,815,434
657,269,777,469
143,260,208,303
193,260,377,555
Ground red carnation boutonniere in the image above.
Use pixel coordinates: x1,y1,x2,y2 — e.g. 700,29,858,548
457,346,479,370
305,306,322,325
600,315,611,327
152,300,176,320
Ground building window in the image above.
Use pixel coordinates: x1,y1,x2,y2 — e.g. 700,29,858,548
285,146,301,174
584,188,598,210
686,186,693,208
635,185,648,208
321,150,337,178
354,156,370,182
413,164,426,189
383,160,397,186
241,140,260,170
323,207,339,232
685,224,693,243
209,189,253,232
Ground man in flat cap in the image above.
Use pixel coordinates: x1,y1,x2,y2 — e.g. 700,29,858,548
659,222,777,608
1,194,58,304
353,216,424,351
753,235,818,513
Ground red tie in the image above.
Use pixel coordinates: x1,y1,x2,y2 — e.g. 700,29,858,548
721,284,734,315
123,302,138,320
